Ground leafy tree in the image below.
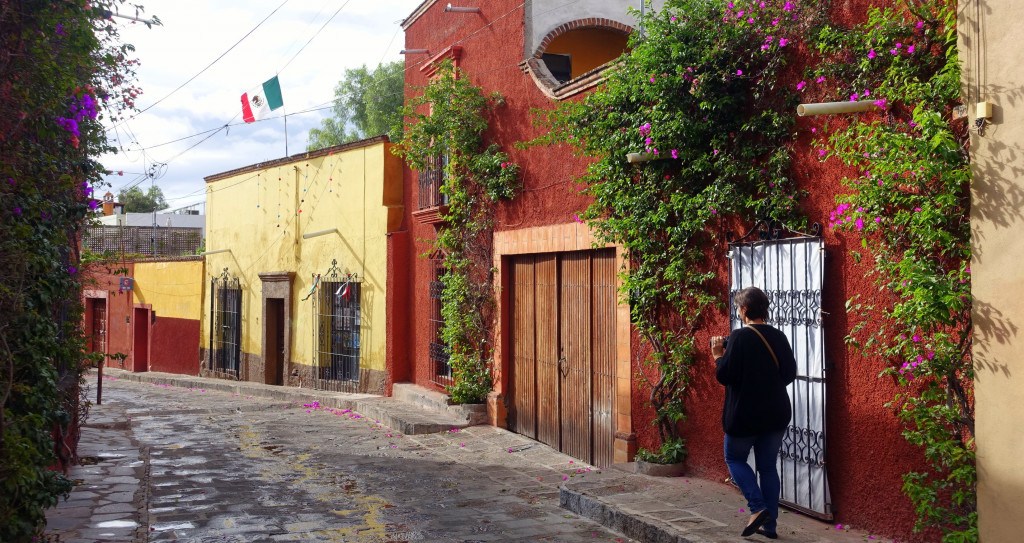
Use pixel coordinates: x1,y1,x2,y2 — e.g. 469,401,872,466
307,61,403,150
118,184,167,212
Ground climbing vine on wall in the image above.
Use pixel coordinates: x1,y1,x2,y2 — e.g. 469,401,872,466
807,1,976,540
395,61,519,404
0,1,152,539
532,0,817,459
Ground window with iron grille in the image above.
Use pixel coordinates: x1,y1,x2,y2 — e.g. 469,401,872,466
429,257,452,387
313,260,361,392
418,153,449,210
209,268,242,377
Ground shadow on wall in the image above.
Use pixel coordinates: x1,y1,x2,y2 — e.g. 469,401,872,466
973,300,1015,379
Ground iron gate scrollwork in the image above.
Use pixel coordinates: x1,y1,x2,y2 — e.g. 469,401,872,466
728,221,832,520
312,259,362,392
210,267,242,378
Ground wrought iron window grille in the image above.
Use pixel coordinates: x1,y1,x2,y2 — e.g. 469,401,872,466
209,267,242,379
313,259,363,393
418,153,450,210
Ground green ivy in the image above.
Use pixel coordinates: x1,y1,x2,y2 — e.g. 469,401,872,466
0,1,152,540
808,1,976,540
395,62,519,404
531,0,813,454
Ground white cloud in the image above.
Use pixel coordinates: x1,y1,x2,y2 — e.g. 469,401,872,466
100,0,419,209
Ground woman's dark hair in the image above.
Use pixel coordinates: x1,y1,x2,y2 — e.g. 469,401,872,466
735,286,770,321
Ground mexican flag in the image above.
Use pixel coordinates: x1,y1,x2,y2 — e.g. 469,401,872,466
241,76,284,123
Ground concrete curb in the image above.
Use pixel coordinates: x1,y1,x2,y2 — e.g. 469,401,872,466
103,369,478,435
560,486,709,543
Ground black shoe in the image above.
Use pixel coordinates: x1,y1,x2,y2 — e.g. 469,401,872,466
757,527,778,539
741,510,770,537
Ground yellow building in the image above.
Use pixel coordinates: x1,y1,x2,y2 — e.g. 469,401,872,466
200,136,404,394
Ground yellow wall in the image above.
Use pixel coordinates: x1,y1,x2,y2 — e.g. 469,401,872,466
133,260,205,320
545,28,628,79
200,141,399,374
961,0,1024,539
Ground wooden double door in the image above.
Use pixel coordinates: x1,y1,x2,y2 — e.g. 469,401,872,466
510,249,616,467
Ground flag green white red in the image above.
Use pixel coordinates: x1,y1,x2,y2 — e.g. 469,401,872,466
241,76,284,123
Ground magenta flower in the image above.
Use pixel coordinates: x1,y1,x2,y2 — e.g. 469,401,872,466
736,69,743,76
854,217,864,231
867,49,876,59
670,16,677,22
778,38,789,47
818,149,827,158
913,334,921,342
873,98,888,109
737,10,745,17
890,48,898,55
771,17,779,25
811,127,817,133
907,45,915,54
670,149,679,159
796,81,806,91
712,149,720,156
748,17,755,24
816,75,826,83
874,217,881,223
849,93,858,102
916,21,924,29
650,76,656,83
861,89,871,97
67,265,78,275
88,199,100,210
783,1,793,11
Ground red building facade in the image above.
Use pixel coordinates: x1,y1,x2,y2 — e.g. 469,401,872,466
396,0,926,539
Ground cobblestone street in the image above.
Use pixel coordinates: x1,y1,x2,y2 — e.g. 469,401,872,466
51,375,636,542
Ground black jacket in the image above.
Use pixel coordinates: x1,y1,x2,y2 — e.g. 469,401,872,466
715,324,797,437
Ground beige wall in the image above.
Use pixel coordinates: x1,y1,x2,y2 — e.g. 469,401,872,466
962,0,1024,539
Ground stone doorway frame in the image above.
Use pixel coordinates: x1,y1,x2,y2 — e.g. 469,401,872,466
259,272,294,386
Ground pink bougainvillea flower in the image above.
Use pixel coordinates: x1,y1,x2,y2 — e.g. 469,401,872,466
713,149,720,156
818,149,827,158
850,93,859,102
914,206,922,212
890,48,899,55
783,1,793,11
855,218,864,231
771,17,779,25
778,37,789,47
916,21,924,29
816,75,826,83
671,149,679,159
748,17,755,23
873,99,888,109
874,217,882,223
710,208,717,215
737,10,745,17
907,45,915,54
670,15,677,22
572,213,583,224
862,89,871,97
796,81,807,91
913,334,921,342
867,49,876,59
736,69,743,76
761,44,770,51
811,127,817,133
650,76,656,83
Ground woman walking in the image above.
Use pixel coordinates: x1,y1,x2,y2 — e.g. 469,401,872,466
710,286,797,538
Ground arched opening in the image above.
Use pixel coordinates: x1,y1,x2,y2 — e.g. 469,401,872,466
541,27,629,83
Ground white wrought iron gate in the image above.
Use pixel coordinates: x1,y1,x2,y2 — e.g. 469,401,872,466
729,231,832,520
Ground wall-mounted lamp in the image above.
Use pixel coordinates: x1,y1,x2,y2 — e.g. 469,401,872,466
302,228,340,240
400,48,430,55
797,100,880,117
445,3,481,12
200,248,232,256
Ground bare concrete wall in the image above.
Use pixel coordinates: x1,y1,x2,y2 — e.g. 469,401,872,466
961,0,1024,539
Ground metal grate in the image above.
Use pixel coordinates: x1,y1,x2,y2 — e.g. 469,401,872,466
313,259,362,393
417,153,449,210
210,268,242,378
428,258,452,388
729,225,830,520
84,225,202,257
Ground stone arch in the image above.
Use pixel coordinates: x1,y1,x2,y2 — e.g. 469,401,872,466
533,18,633,59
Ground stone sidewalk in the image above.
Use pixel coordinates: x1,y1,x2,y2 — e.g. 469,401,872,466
47,370,893,543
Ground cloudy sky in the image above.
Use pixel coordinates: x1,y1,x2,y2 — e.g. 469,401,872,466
100,0,421,211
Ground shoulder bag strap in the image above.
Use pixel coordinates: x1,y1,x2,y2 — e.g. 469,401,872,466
745,324,779,369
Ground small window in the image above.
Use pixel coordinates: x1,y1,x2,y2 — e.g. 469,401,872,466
210,269,242,377
542,53,572,84
313,260,362,392
418,153,450,210
429,256,452,388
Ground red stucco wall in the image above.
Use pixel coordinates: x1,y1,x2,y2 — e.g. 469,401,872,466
402,0,927,539
82,262,135,371
149,316,200,375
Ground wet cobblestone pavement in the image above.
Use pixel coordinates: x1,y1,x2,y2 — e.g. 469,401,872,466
48,375,637,543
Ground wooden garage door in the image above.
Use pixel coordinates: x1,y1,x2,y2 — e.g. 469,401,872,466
511,249,616,467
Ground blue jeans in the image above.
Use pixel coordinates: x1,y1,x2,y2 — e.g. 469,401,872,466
724,430,786,533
